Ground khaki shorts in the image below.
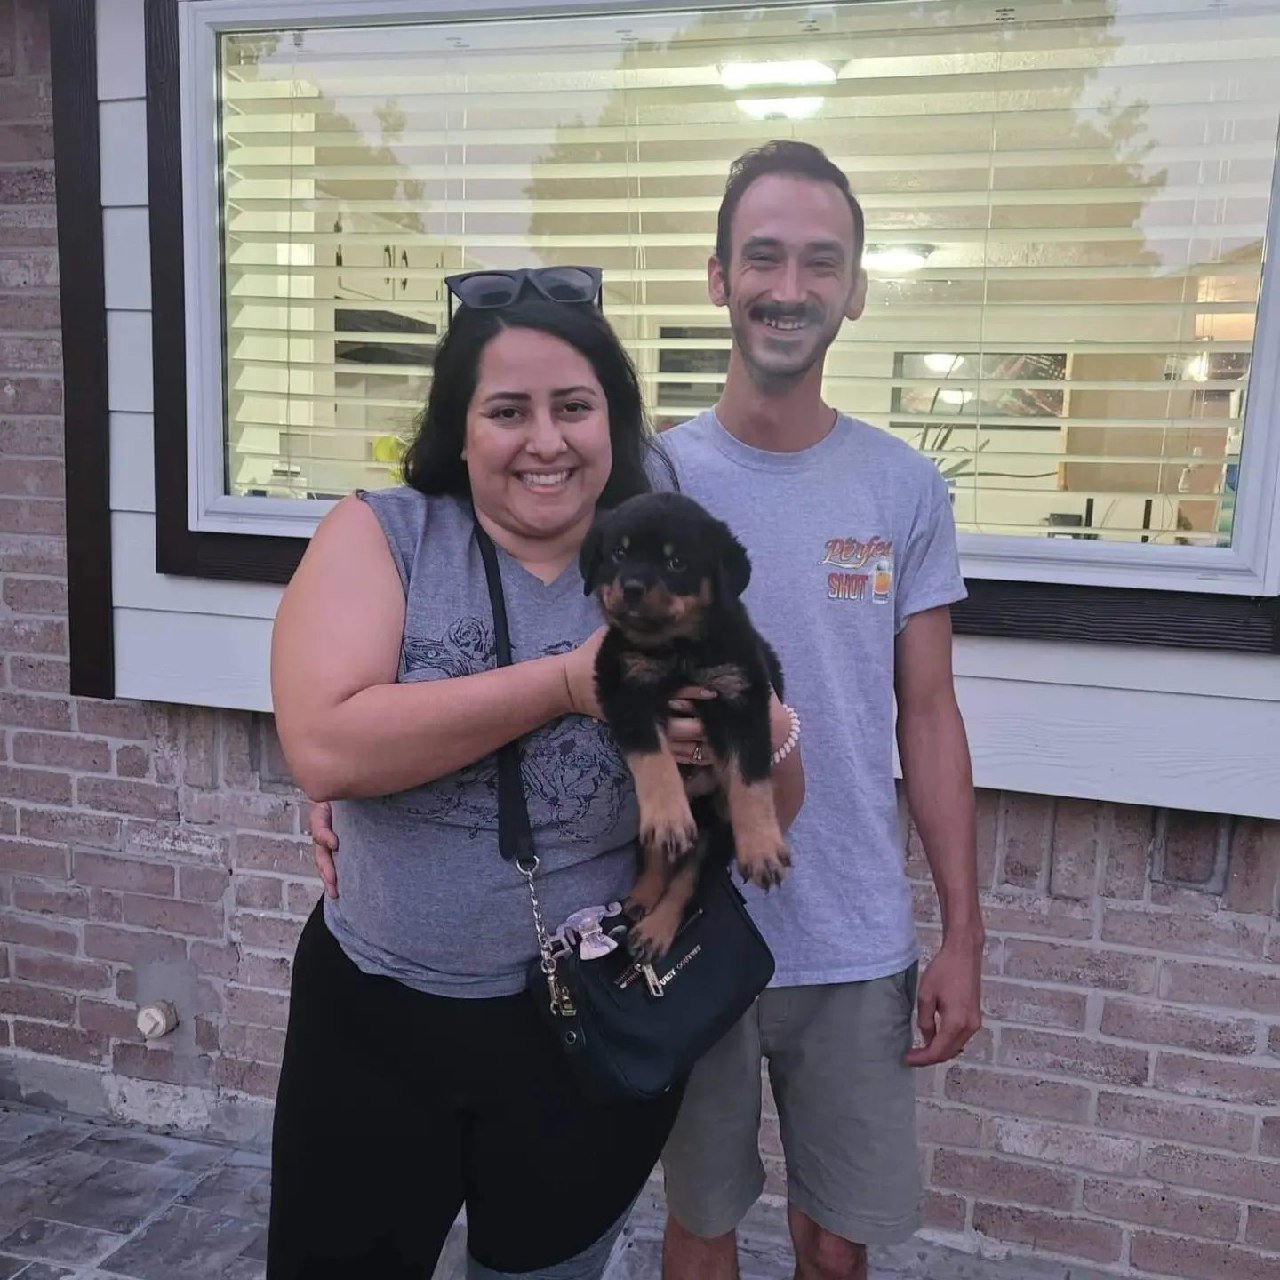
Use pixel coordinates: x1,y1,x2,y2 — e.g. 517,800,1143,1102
661,966,921,1245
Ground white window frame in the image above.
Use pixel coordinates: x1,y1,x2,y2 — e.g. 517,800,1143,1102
178,0,1280,594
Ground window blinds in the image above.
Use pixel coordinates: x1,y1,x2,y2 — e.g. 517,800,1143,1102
218,0,1280,545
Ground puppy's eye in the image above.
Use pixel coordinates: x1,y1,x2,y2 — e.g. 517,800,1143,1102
666,555,686,572
611,546,627,564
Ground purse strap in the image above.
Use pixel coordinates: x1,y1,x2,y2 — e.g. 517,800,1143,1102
473,518,562,989
473,519,536,869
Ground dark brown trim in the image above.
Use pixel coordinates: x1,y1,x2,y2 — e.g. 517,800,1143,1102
138,1,1280,650
146,0,307,584
50,0,115,699
952,581,1280,653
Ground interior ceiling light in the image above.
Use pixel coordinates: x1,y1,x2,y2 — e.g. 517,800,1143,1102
735,97,824,120
719,59,837,90
863,244,934,272
937,388,976,406
923,352,963,374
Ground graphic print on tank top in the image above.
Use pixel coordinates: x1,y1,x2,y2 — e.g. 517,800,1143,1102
393,615,632,845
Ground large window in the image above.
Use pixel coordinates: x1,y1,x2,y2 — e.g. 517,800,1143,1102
178,0,1280,593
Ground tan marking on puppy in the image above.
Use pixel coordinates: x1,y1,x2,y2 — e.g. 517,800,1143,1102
624,838,669,922
621,652,670,684
694,663,749,702
629,857,699,962
657,584,711,642
724,761,790,890
682,766,719,799
606,583,710,649
628,745,697,863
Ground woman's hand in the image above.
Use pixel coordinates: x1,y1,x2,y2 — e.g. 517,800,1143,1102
561,627,607,720
666,688,717,767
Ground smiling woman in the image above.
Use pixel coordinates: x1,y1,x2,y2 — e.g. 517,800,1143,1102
263,284,696,1276
457,328,614,579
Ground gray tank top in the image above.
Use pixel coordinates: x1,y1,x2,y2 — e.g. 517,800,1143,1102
322,488,638,997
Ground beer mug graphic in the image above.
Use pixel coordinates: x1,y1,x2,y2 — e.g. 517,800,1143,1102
872,556,892,603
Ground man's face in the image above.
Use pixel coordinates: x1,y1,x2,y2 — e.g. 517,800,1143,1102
709,173,867,389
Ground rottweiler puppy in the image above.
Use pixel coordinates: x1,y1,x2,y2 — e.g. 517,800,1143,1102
580,491,790,960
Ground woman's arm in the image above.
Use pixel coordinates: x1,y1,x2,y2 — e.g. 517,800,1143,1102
271,496,600,801
768,694,804,831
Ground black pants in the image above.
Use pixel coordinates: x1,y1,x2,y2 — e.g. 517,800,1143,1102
267,904,684,1278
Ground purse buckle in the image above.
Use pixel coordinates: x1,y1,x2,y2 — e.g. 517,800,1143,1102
541,955,577,1018
554,975,577,1017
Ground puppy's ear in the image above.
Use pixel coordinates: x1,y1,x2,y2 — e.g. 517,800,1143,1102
579,520,605,595
715,525,752,600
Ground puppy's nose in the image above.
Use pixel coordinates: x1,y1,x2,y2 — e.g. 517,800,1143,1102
621,578,646,602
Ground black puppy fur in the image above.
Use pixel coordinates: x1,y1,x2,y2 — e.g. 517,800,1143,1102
580,492,790,961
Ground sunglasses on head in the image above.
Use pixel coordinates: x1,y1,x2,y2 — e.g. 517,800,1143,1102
444,266,604,319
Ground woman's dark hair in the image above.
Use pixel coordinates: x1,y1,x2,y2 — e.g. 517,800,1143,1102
402,297,672,506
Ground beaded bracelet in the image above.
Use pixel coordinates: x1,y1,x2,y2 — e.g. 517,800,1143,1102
771,704,801,766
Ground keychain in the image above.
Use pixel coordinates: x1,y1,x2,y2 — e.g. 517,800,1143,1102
552,904,625,960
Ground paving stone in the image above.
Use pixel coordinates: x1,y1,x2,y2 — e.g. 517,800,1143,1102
0,1127,89,1172
602,1233,661,1279
0,1218,121,1267
161,1142,227,1173
0,1107,1111,1280
239,1227,268,1263
42,1160,191,1235
179,1167,269,1222
870,1240,1121,1280
222,1259,266,1280
98,1205,264,1280
429,1219,468,1280
73,1131,182,1166
225,1149,270,1171
0,1181,56,1241
12,1150,104,1187
0,1114,58,1146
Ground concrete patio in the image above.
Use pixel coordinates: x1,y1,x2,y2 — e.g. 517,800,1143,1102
0,1102,1127,1280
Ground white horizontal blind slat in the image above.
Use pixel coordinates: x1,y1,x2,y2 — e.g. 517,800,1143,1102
217,0,1280,549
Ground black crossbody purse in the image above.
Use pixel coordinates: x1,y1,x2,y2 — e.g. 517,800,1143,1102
474,520,775,1103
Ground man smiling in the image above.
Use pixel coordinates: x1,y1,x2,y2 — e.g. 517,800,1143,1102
656,141,984,1280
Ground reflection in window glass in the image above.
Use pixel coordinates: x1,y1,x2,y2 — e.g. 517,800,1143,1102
218,1,1280,545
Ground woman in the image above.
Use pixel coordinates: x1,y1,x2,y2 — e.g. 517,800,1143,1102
267,270,804,1279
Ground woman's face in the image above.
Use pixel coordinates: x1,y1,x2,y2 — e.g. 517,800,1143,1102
464,326,613,546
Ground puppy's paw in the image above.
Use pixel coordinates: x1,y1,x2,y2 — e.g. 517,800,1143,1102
640,809,699,865
623,874,666,923
735,832,791,891
628,912,679,963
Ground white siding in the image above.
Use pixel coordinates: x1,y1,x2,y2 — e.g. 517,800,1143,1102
96,0,1280,818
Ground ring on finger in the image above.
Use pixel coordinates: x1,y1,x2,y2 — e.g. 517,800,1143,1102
692,744,704,765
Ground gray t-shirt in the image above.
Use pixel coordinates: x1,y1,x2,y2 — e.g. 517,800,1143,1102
660,411,966,986
323,488,638,997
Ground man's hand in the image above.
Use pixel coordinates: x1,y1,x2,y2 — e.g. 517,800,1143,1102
308,801,339,899
904,937,983,1067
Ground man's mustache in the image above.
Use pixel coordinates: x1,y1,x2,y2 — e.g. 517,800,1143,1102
747,303,823,324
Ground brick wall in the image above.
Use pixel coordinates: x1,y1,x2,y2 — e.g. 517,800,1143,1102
2,5,1278,1275
903,800,1279,1278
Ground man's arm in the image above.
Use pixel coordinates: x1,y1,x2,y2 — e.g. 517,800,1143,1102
894,605,984,1067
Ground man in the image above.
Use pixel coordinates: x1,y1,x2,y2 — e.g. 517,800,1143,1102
651,141,982,1280
309,140,983,1280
